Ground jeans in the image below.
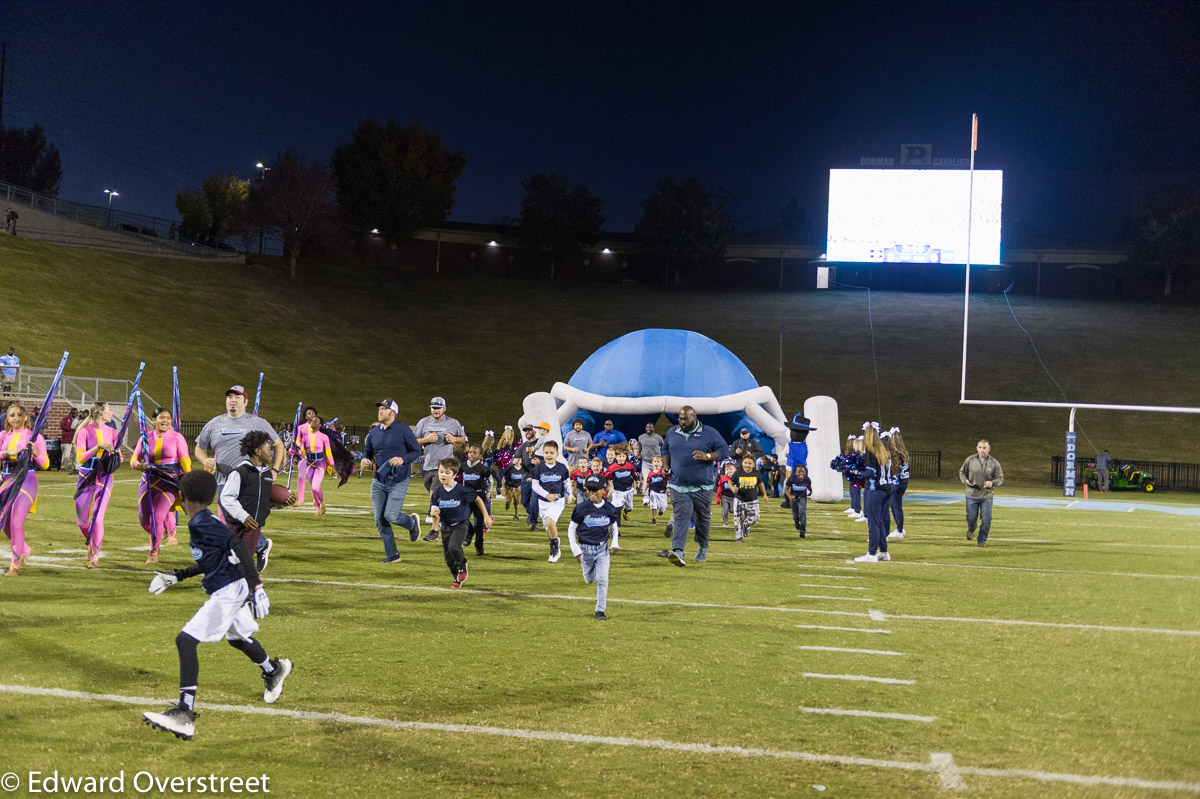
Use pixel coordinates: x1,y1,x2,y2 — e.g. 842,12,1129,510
791,496,807,530
580,542,611,612
887,480,907,532
965,496,993,543
865,488,889,555
669,488,713,553
372,477,416,559
521,481,536,526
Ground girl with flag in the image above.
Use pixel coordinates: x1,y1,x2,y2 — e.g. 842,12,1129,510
131,407,192,563
300,415,334,516
74,402,122,568
0,404,50,577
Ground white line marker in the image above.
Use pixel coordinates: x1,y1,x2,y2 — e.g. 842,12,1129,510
797,646,903,656
796,573,864,580
868,610,886,622
931,752,968,790
796,595,874,602
797,624,892,634
797,583,868,591
803,673,916,685
884,612,1200,637
8,684,1198,793
801,707,933,723
889,560,1197,581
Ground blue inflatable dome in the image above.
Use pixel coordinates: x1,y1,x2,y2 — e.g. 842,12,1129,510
568,329,759,398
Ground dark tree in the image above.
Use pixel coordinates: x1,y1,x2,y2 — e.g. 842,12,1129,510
517,172,605,279
245,151,343,278
175,171,249,242
1131,183,1200,297
635,175,731,285
0,124,63,196
331,120,466,241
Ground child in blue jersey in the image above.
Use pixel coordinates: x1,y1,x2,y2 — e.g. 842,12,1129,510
644,455,669,525
530,440,571,563
502,458,525,520
784,464,813,538
430,457,493,588
604,444,639,522
567,475,622,620
460,444,492,555
142,470,291,741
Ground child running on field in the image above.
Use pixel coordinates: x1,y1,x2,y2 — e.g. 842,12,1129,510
784,464,813,538
142,470,291,741
604,444,638,522
502,456,525,519
570,458,591,502
644,455,668,525
567,475,622,620
733,454,768,542
715,462,737,528
460,444,492,555
430,456,493,587
218,431,295,568
530,440,571,563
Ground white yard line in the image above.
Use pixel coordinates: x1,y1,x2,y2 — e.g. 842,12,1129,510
930,752,969,790
796,595,874,602
875,611,1200,638
800,707,934,723
886,560,1198,581
803,673,916,685
796,646,903,656
796,624,892,634
795,573,864,580
797,583,868,591
6,684,1195,794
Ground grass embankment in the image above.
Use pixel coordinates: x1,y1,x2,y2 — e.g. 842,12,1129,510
2,234,1198,485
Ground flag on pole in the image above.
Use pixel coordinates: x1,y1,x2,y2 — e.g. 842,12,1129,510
253,372,264,417
171,366,181,432
77,362,145,542
0,351,68,531
971,114,978,152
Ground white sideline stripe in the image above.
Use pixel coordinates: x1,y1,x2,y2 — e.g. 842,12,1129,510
868,610,886,622
890,559,1198,581
804,673,916,685
796,595,874,602
797,583,868,591
931,752,968,790
796,573,864,580
10,686,1196,795
797,624,892,634
797,646,903,656
879,612,1200,638
800,707,933,723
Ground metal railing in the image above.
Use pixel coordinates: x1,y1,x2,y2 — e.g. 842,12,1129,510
907,450,941,479
14,365,161,412
1,178,240,261
1050,455,1199,492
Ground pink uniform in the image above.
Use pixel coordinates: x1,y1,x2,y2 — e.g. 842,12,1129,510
294,425,314,504
0,429,49,566
302,429,334,510
131,430,192,554
75,423,121,558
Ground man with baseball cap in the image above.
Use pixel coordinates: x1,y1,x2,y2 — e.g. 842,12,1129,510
194,384,284,570
515,421,551,529
413,397,466,541
360,399,422,562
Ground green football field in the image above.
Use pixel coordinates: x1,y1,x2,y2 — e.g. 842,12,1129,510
1,471,1197,798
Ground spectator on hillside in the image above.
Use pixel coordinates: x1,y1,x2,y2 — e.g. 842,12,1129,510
4,208,17,236
0,348,19,394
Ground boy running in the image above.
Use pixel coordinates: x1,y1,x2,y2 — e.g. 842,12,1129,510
784,464,813,538
604,445,638,522
530,440,571,563
715,462,737,528
459,444,492,555
219,431,296,560
567,475,622,620
430,457,493,588
733,454,767,542
502,457,525,520
570,458,591,502
644,455,669,525
143,470,291,741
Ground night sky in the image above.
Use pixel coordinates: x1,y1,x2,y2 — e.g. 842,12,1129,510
3,1,1197,244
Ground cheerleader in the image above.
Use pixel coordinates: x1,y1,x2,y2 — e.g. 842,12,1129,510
130,407,192,563
885,427,910,540
301,416,334,516
74,401,121,568
854,423,893,563
0,403,50,577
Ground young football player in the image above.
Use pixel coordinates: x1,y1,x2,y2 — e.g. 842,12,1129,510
784,464,813,538
530,440,571,563
566,475,622,620
604,444,638,522
429,456,493,588
644,455,669,525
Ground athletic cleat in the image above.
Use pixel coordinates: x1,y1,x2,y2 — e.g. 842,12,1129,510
410,516,421,542
595,610,607,620
262,658,292,704
622,508,631,522
668,549,686,567
548,539,561,563
456,564,468,586
651,518,658,525
474,545,485,556
256,538,273,572
887,531,905,540
143,704,196,740
423,530,439,543
853,553,878,563
451,577,463,588
876,552,891,561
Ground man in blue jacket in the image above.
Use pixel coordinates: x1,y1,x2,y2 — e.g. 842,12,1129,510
360,399,422,563
660,406,729,567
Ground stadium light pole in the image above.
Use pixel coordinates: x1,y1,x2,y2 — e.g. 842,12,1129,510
104,189,119,228
255,162,270,254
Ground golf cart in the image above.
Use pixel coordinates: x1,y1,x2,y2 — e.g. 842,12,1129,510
1085,461,1155,492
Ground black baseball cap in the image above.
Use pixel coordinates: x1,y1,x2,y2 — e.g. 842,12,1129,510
584,475,606,492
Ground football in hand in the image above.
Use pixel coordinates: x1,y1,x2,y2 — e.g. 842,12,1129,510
270,484,297,506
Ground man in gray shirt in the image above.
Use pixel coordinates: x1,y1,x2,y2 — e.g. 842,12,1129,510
562,418,592,468
959,439,1004,547
413,396,466,539
1094,449,1113,492
637,423,664,477
194,384,285,566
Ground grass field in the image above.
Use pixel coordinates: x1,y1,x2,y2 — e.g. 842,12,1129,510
1,470,1197,797
2,234,1199,483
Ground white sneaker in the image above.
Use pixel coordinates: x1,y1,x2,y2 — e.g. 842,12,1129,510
843,508,857,515
853,553,878,563
262,658,292,704
855,515,868,523
876,552,891,561
887,531,905,540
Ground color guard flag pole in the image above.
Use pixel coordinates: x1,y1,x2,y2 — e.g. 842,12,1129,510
253,372,264,417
